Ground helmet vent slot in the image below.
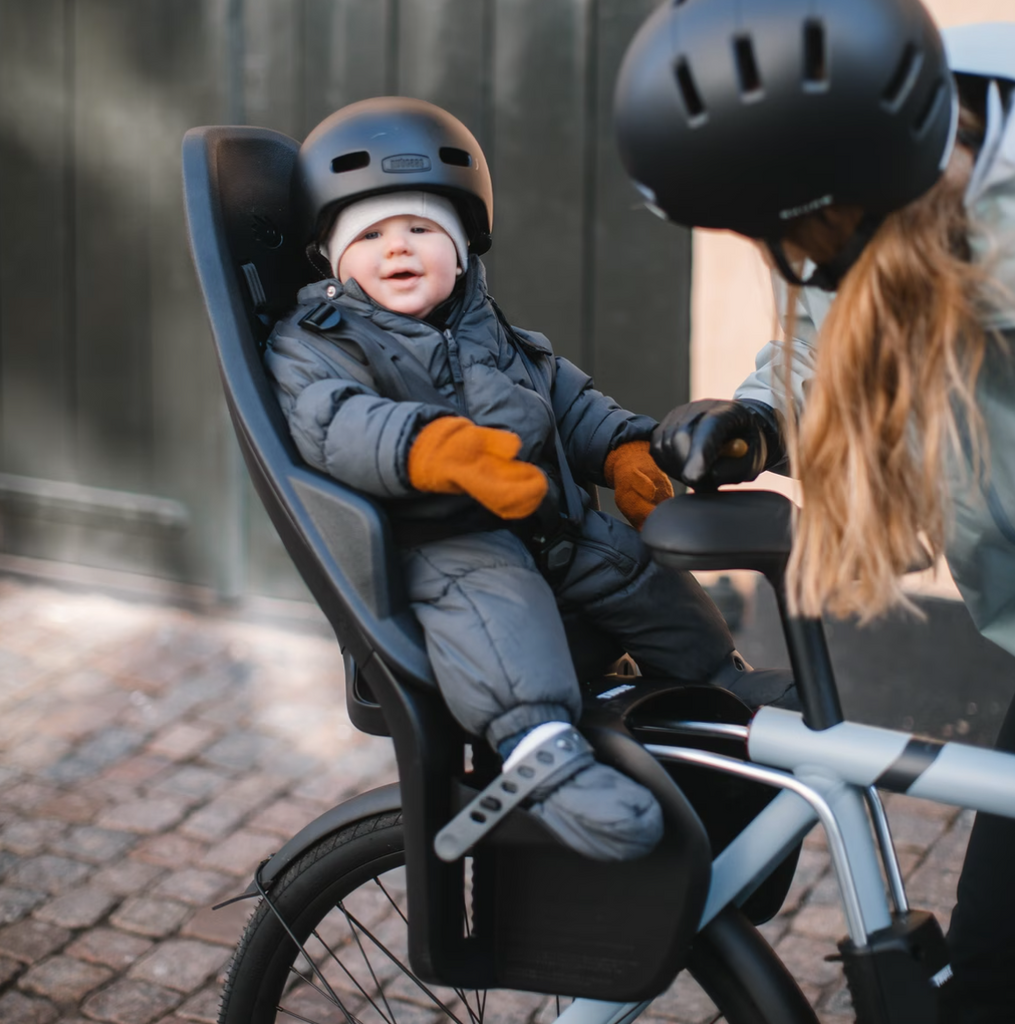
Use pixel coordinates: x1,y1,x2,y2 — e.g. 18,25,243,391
802,20,827,89
674,58,707,124
439,147,473,168
913,77,946,138
331,151,370,174
733,36,762,98
882,43,923,112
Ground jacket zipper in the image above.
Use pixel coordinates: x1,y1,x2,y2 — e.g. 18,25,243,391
443,328,469,414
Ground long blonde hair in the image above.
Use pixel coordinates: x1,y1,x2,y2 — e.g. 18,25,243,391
785,148,992,621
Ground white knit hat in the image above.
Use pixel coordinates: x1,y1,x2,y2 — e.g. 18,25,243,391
325,191,469,277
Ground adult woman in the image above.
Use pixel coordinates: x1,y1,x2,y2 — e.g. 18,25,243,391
614,2,1015,1020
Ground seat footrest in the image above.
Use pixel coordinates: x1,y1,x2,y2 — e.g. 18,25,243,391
434,726,590,861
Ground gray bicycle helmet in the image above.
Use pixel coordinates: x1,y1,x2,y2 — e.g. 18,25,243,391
293,97,494,272
614,0,956,284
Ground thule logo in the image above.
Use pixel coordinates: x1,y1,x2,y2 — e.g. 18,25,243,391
382,154,431,173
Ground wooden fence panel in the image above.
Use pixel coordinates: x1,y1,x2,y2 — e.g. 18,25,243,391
483,0,589,366
589,0,692,421
0,0,74,482
72,0,157,493
0,0,692,601
302,0,395,135
147,0,240,590
395,0,490,137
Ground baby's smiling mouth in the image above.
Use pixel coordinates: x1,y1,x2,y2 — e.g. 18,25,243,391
387,270,419,280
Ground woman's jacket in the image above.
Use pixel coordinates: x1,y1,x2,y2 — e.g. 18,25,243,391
734,35,1015,656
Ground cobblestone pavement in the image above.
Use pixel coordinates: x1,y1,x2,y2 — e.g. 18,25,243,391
0,574,971,1024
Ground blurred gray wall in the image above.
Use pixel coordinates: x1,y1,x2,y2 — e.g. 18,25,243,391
0,0,689,601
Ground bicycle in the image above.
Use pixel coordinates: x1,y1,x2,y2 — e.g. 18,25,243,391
182,124,1015,1024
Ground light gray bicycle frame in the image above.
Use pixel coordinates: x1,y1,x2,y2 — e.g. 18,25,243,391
554,706,1015,1024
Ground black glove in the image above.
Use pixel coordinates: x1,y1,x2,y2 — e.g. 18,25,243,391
651,399,784,490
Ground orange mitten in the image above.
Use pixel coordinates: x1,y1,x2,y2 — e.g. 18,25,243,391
408,417,548,520
604,440,674,530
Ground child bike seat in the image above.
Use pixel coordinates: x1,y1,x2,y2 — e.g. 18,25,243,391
182,124,435,694
182,124,793,1002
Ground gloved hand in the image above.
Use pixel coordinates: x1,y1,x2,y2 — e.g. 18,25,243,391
408,416,548,519
651,399,782,490
603,440,674,530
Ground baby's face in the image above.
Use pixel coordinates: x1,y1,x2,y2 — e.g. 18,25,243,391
337,214,459,319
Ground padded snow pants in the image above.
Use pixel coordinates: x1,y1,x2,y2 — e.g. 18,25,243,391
399,506,735,749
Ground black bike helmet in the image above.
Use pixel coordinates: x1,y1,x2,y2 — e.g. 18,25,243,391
614,0,956,260
293,97,494,270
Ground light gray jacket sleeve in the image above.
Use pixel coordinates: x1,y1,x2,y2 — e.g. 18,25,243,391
265,327,449,498
733,275,833,417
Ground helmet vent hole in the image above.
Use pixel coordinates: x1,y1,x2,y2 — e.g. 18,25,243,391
674,58,707,124
331,151,370,174
882,43,923,112
802,20,827,89
913,78,946,138
439,147,472,168
733,36,762,98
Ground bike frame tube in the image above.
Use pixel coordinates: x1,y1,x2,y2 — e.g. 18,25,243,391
865,786,909,915
647,745,891,943
701,788,817,926
549,706,1015,1024
635,720,751,743
750,707,1015,818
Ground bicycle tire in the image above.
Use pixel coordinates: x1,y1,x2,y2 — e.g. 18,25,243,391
218,810,819,1024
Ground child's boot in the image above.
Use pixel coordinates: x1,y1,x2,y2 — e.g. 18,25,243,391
501,722,663,861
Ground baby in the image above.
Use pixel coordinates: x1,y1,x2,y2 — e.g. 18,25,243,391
267,97,757,860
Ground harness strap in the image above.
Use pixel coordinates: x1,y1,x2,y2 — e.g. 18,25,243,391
489,298,585,527
298,302,456,411
765,212,886,293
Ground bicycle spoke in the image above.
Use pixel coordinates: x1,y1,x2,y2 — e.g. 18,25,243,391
454,986,482,1024
365,877,480,1024
283,959,372,1024
334,908,398,1024
375,877,408,927
304,939,393,1024
255,878,354,1024
341,907,471,1024
453,890,482,1024
276,1002,365,1024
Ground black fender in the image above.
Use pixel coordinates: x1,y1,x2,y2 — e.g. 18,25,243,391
218,782,402,906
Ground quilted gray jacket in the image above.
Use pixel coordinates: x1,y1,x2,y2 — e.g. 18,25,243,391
266,257,655,535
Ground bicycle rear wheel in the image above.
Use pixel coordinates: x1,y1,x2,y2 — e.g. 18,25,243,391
218,810,818,1024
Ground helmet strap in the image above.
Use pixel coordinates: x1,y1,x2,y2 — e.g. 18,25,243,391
765,212,885,293
305,242,334,281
